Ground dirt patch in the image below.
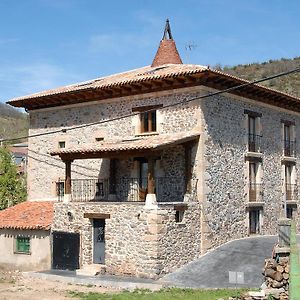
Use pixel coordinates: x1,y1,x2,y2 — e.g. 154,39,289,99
0,270,118,300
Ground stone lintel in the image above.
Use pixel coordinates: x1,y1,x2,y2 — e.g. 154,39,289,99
174,203,188,211
246,201,264,208
83,213,111,219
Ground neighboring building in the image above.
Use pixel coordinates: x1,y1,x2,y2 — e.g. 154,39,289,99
5,20,300,277
0,201,53,270
9,142,28,175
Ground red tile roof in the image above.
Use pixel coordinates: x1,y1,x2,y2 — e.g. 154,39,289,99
50,131,200,159
0,201,54,230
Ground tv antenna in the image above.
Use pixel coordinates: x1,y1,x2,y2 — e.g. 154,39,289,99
184,41,197,63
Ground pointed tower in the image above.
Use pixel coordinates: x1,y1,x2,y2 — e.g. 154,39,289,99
151,19,183,67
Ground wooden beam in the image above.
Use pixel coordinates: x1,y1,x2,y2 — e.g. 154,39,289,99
83,213,111,219
147,156,155,194
64,160,72,195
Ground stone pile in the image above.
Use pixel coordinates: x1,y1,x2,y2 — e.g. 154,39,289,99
263,257,289,300
240,256,290,300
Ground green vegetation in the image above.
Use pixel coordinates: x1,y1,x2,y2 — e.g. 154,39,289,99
289,222,300,300
0,102,28,143
220,57,300,98
0,147,26,210
69,288,249,300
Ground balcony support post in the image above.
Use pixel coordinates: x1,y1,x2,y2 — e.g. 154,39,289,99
64,159,73,203
145,156,157,209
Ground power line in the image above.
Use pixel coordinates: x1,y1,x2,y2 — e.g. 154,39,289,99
2,66,300,143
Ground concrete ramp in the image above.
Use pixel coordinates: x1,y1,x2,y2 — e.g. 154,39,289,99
162,236,279,288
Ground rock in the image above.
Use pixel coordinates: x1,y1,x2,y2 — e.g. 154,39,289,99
272,280,284,288
276,265,284,273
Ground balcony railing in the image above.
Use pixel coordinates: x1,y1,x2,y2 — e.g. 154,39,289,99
248,134,262,153
56,177,198,203
283,140,296,157
285,183,297,201
249,182,262,202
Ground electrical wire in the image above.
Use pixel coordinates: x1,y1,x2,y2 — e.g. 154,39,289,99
2,66,300,143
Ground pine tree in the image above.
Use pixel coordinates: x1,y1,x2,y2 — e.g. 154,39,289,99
0,147,26,210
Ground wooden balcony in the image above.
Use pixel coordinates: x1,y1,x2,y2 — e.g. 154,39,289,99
56,177,198,203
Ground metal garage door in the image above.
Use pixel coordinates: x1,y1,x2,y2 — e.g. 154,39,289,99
52,231,80,270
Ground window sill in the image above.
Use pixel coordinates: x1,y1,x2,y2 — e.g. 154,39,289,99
246,202,264,208
135,132,159,137
281,156,296,164
245,151,262,159
14,251,31,255
286,200,297,206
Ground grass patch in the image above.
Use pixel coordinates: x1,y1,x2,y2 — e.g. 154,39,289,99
69,288,248,300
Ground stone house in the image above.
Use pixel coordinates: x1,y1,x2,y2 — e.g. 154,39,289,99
6,20,300,278
9,142,28,175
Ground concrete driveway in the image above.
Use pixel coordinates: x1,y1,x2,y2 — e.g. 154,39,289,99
162,235,298,289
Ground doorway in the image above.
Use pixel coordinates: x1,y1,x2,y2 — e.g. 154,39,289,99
93,219,105,264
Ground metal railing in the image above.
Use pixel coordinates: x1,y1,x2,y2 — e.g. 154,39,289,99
249,182,262,202
56,177,198,203
248,134,262,152
285,183,297,201
283,140,296,157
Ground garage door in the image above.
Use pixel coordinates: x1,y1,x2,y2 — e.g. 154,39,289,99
52,231,80,270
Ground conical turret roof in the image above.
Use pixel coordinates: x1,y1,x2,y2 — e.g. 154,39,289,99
151,19,183,67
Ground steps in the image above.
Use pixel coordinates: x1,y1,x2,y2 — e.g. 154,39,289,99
76,264,106,276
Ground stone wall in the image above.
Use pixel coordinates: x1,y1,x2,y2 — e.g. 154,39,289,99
28,90,200,201
201,91,300,251
52,200,201,278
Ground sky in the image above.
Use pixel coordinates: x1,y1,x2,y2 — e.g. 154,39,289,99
0,0,299,103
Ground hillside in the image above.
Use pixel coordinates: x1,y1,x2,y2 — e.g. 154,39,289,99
221,56,300,98
0,103,28,143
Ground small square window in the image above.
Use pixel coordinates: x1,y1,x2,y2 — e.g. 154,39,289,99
175,210,184,223
59,141,66,148
15,237,30,254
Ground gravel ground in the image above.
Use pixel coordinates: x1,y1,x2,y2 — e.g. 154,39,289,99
0,270,117,300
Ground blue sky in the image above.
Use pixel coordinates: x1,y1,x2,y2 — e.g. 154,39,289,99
0,0,299,103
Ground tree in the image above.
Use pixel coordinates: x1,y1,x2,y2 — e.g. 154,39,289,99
0,147,26,210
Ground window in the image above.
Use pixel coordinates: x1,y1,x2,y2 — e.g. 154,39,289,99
283,122,295,157
287,206,293,219
56,181,65,200
141,110,157,133
249,162,259,202
249,209,260,234
58,141,66,149
15,237,30,254
175,210,184,223
132,104,162,134
284,164,297,202
245,110,262,152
